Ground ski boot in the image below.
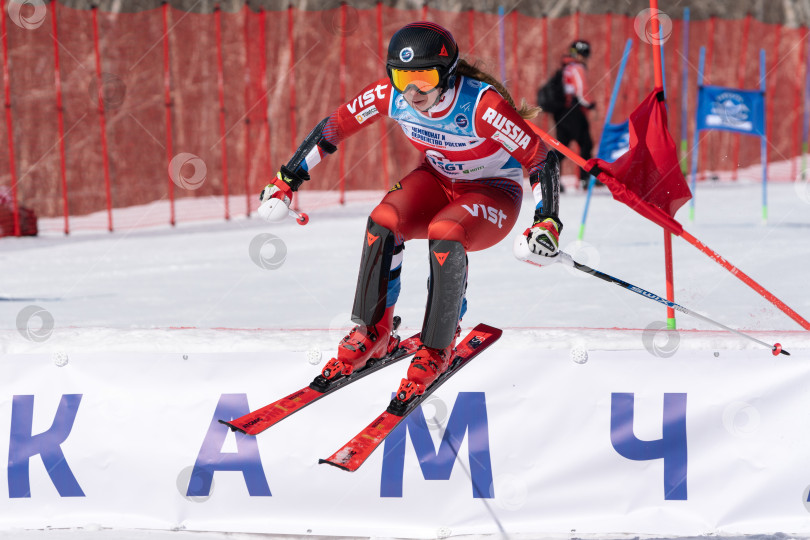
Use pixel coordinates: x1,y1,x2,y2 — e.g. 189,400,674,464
321,306,400,380
396,326,460,401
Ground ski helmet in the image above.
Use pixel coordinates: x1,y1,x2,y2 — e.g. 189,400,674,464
570,40,591,59
386,22,459,94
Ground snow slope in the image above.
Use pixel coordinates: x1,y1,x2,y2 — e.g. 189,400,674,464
2,178,809,354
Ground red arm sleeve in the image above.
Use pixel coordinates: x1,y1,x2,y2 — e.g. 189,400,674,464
283,78,393,180
321,77,393,146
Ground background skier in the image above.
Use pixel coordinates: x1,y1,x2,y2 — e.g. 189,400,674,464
553,39,596,190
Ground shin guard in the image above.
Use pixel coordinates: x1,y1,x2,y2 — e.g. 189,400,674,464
351,217,396,327
422,239,467,349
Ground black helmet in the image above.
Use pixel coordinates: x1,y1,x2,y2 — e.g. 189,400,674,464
386,22,459,93
570,40,591,59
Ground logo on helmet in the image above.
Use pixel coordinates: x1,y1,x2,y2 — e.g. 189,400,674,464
399,47,414,62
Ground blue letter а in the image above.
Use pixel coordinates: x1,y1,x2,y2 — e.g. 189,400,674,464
188,394,271,497
380,392,493,498
610,392,688,500
8,394,85,498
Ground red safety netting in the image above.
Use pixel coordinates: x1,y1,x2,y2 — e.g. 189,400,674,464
1,4,807,234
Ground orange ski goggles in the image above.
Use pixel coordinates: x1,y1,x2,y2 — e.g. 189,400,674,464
389,67,441,93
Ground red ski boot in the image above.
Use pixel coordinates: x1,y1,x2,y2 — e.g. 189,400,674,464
396,328,459,401
321,306,399,380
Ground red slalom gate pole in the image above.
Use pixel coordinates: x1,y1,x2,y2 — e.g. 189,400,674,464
766,24,781,188
288,5,298,212
650,2,663,88
627,14,639,111
243,5,251,217
377,2,389,190
511,10,518,99
258,8,271,179
649,0,677,329
338,3,346,204
163,2,176,226
529,123,810,331
51,1,70,234
731,13,751,182
790,26,807,181
91,6,114,232
1,0,20,236
679,230,810,330
663,230,676,326
700,15,715,181
214,5,230,220
603,12,612,108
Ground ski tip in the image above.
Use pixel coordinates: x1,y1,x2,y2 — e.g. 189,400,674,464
318,458,353,472
470,323,503,338
217,419,246,434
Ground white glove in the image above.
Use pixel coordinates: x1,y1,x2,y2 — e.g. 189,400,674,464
525,217,561,259
257,172,294,223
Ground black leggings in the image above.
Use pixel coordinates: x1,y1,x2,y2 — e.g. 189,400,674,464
553,106,593,182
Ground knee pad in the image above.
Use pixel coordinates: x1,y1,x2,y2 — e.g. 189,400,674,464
426,219,467,247
369,202,400,233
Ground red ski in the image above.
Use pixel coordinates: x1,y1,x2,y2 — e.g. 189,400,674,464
220,332,422,435
319,323,502,472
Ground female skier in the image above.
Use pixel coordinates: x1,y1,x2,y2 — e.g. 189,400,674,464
257,21,563,401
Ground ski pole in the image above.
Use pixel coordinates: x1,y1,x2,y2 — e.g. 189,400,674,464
288,208,309,225
513,236,790,356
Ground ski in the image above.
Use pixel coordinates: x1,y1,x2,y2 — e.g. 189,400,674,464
319,323,502,472
219,332,422,435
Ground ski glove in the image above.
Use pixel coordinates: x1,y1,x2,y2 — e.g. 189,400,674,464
525,216,562,259
257,166,303,222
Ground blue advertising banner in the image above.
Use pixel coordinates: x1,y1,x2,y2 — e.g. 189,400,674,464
596,120,631,163
696,85,766,136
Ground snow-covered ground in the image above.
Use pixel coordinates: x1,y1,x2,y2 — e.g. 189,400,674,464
1,176,810,540
2,176,809,353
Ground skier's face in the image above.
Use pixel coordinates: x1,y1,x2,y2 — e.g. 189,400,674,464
402,86,441,112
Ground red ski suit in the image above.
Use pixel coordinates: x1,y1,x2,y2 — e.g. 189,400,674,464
313,76,550,251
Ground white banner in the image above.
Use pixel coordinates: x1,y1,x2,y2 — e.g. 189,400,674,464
1,346,810,538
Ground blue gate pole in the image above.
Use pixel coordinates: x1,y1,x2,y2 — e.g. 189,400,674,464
680,8,690,176
803,32,810,180
578,39,633,240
